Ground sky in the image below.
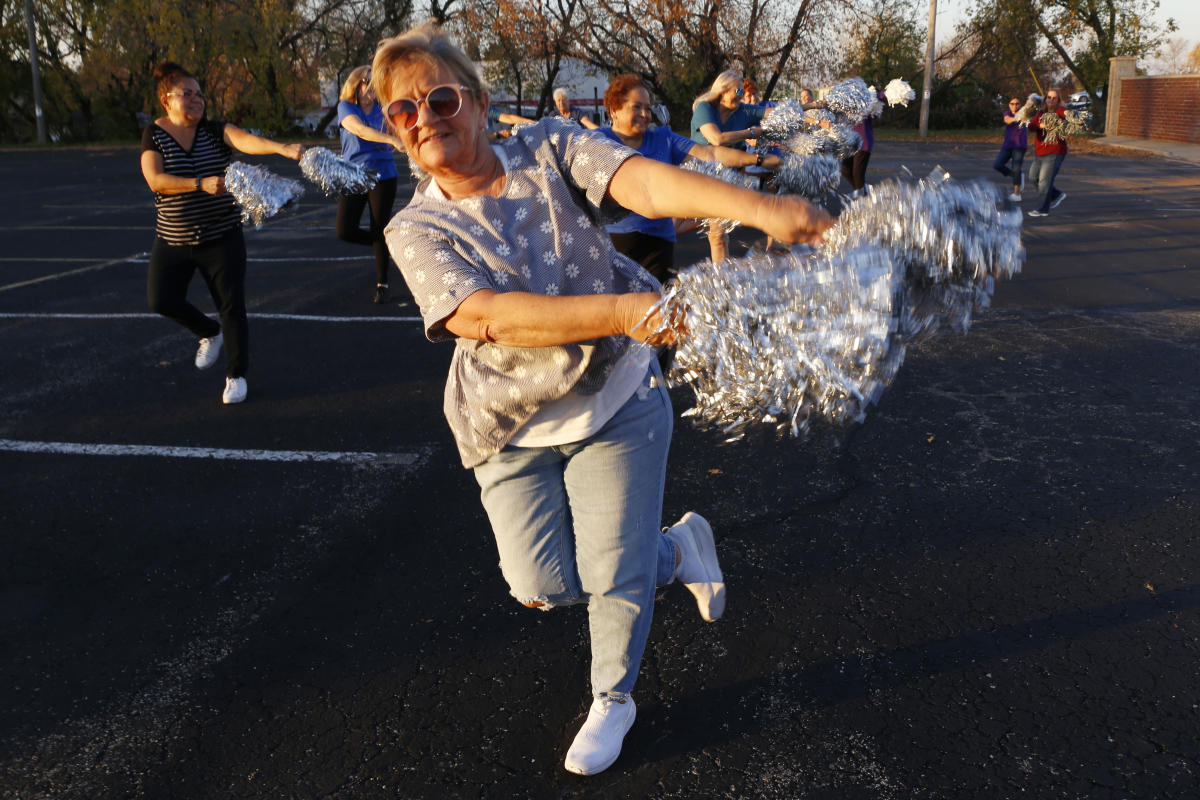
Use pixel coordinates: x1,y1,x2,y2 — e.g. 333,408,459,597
935,0,1200,53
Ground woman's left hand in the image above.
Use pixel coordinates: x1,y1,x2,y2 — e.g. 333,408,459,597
760,154,783,170
280,143,305,160
755,194,836,246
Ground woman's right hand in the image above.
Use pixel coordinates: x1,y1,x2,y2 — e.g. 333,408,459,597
615,292,685,345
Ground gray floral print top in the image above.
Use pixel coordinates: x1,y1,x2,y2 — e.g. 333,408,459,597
385,118,660,468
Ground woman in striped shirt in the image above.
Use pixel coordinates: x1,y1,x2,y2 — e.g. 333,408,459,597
140,61,303,404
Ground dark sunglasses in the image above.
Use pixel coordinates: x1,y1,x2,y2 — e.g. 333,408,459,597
387,84,470,130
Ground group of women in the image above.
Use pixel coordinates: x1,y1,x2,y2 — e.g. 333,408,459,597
994,89,1071,217
141,27,1077,780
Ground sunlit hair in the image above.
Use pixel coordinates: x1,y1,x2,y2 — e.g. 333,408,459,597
604,74,648,115
553,87,569,102
371,22,486,116
339,66,371,103
743,78,759,96
693,70,742,111
153,61,195,99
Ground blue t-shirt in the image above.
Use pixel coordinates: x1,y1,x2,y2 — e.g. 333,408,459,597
337,100,399,180
598,126,695,241
689,101,766,145
1001,112,1028,149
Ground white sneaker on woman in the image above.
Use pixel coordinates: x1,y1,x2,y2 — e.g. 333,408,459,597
666,512,725,621
222,376,247,404
563,696,636,775
195,333,222,369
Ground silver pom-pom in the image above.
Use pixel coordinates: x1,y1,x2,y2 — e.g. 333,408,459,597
884,78,915,107
682,157,763,234
780,125,862,160
648,245,904,440
1041,108,1091,144
825,172,1024,339
224,162,304,227
805,107,837,127
300,146,378,196
824,78,876,124
771,153,841,198
758,100,811,142
636,172,1025,440
1014,98,1039,126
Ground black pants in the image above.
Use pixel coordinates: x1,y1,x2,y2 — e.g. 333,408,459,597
336,176,398,285
147,228,247,378
841,150,872,191
609,231,675,284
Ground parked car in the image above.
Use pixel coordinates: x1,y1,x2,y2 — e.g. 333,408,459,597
1066,90,1095,110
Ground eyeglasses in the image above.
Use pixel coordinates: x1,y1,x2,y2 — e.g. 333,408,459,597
734,88,744,97
386,84,470,130
167,89,205,101
1009,101,1021,106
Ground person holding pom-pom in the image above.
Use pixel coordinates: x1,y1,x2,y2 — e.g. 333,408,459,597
336,65,406,304
1027,89,1069,218
140,61,303,405
993,96,1028,202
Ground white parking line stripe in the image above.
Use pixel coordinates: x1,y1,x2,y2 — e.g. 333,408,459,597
0,439,420,465
0,312,422,322
0,253,148,294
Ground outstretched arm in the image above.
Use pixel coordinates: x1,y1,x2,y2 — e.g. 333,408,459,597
607,155,832,245
224,124,304,159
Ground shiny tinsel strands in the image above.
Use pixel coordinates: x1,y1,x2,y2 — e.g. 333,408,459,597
639,172,1025,440
300,146,378,195
224,163,304,227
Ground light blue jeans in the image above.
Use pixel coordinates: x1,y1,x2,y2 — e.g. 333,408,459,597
473,360,677,699
1028,152,1066,212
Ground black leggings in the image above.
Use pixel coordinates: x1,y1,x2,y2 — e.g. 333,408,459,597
336,176,398,284
147,228,247,377
841,150,872,191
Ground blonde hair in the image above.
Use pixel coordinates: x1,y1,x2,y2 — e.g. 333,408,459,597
693,70,742,111
371,22,486,113
339,66,371,103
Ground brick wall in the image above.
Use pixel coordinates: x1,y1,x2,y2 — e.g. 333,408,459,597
1116,75,1200,143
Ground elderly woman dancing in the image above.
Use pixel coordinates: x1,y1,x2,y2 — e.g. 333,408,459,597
375,24,831,776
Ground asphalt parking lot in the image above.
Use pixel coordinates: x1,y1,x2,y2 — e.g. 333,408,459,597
1,138,1199,799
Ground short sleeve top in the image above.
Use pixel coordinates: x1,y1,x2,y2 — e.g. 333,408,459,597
337,101,399,180
384,118,658,468
141,120,239,245
689,101,765,145
597,125,695,241
1001,111,1028,149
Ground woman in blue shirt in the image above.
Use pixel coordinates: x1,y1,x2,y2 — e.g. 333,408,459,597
601,74,779,282
336,65,405,304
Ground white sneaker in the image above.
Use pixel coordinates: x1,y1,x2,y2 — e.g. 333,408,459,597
195,333,222,369
666,512,725,622
1008,192,1021,202
1050,191,1067,209
563,696,636,775
222,376,247,404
